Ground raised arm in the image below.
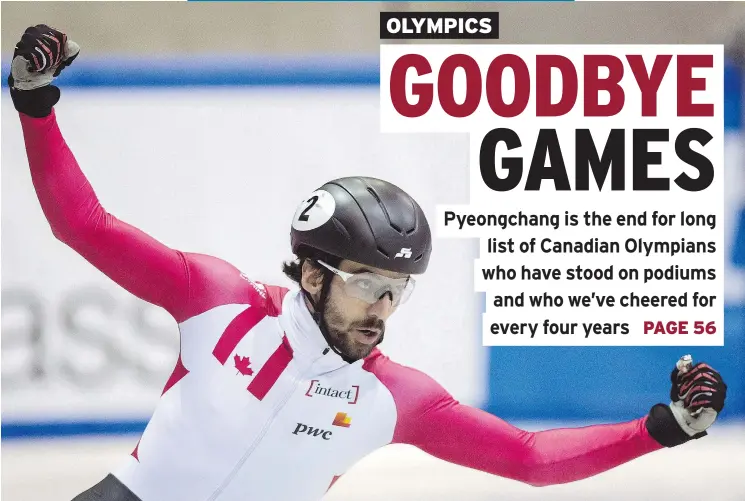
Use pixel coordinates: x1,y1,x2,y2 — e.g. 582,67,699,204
10,25,271,324
20,110,192,319
9,25,197,319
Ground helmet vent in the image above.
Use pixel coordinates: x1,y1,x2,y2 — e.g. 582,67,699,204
414,253,423,262
331,217,351,240
366,186,382,203
367,186,405,236
377,246,390,258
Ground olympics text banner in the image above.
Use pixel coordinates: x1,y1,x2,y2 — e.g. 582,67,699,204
380,44,724,347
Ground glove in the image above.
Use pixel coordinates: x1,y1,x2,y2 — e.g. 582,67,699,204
668,359,727,433
8,24,80,118
646,355,727,447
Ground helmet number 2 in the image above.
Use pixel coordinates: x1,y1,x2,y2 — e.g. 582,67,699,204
291,189,336,232
297,196,319,222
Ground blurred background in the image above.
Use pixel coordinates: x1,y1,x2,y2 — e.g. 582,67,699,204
2,2,744,501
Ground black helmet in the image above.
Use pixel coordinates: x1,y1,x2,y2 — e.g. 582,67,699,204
290,177,432,274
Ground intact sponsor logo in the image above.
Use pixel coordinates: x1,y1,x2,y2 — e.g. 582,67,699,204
292,423,333,440
332,412,352,428
305,380,359,404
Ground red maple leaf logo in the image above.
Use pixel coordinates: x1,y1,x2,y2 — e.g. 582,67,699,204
234,355,254,376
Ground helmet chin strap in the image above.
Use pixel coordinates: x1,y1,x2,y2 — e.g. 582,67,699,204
302,281,357,364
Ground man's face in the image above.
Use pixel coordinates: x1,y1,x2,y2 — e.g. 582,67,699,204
303,259,409,361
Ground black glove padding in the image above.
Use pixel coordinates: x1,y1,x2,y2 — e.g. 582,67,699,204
8,77,61,118
670,362,727,413
8,24,78,118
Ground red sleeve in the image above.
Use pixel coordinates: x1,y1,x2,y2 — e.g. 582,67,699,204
367,353,663,487
18,110,235,322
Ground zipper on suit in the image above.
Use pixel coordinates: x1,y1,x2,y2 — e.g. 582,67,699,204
206,349,329,500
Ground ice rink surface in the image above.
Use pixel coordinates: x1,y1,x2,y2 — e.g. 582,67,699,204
3,422,744,501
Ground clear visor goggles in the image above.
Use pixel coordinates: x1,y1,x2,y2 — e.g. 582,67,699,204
317,260,416,307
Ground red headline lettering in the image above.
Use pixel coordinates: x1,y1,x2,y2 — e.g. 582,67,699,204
389,54,714,119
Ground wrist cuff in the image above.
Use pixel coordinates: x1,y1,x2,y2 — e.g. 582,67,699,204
646,403,706,447
8,77,59,118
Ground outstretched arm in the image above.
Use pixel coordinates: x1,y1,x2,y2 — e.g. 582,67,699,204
372,357,667,487
381,355,726,487
397,391,661,487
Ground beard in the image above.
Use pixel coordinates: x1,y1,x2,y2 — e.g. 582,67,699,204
322,297,386,362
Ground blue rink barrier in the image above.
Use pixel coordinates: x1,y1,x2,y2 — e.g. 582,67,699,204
1,56,380,88
484,307,745,422
1,57,743,438
1,420,149,439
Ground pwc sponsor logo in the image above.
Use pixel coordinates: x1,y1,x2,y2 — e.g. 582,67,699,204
305,380,359,404
292,423,334,440
292,413,352,440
